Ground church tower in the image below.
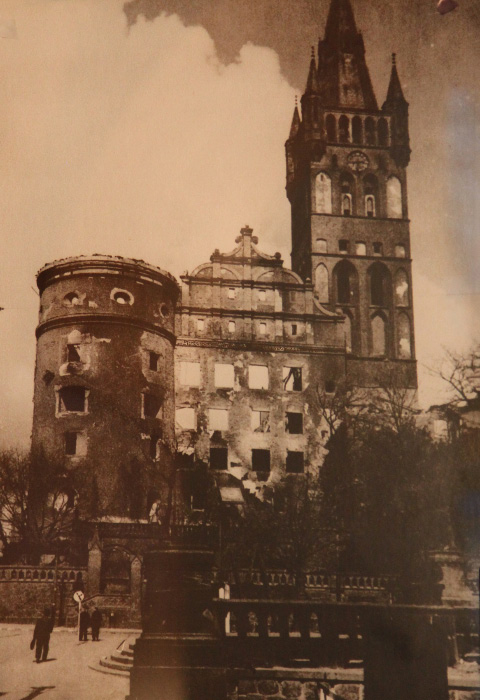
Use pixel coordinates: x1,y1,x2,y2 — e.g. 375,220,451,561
286,0,416,388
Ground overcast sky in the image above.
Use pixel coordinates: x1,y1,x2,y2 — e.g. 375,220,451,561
0,0,478,449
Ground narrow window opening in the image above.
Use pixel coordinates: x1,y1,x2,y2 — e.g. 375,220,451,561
259,322,267,335
67,344,81,363
197,319,205,331
252,449,270,473
286,412,303,434
258,290,266,302
339,239,349,253
251,410,270,433
149,352,160,371
228,288,236,300
210,447,228,470
249,365,269,389
228,320,236,333
283,367,303,392
373,242,383,256
325,380,336,394
291,324,297,336
65,432,77,456
356,242,366,256
286,451,304,474
58,386,86,413
143,394,162,419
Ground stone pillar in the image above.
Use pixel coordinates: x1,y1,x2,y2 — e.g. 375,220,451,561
131,555,143,627
86,530,102,597
430,550,476,606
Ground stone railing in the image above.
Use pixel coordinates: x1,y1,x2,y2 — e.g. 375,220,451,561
212,599,462,669
212,570,396,602
0,565,86,583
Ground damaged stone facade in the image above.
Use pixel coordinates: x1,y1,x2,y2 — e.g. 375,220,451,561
32,255,180,517
174,226,346,495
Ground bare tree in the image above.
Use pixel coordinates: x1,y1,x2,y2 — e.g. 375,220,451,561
430,344,480,405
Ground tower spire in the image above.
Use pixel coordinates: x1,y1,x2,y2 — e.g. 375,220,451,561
317,0,378,109
383,53,408,108
288,99,301,139
304,47,319,94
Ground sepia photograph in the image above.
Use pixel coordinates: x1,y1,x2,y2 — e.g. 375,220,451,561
0,0,479,698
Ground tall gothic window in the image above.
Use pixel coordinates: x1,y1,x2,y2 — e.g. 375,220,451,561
371,314,387,356
315,172,332,214
334,260,357,305
369,263,390,306
363,174,378,218
314,264,329,303
352,116,362,144
395,269,409,306
397,312,412,359
365,117,376,145
341,175,354,216
338,115,350,143
326,114,336,141
387,176,402,219
378,118,389,146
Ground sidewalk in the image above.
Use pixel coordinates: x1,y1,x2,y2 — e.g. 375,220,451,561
0,625,130,700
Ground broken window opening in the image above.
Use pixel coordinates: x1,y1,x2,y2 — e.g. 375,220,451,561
286,451,305,474
149,432,162,460
259,322,267,335
325,380,336,394
228,321,236,333
252,449,270,473
65,432,77,456
67,344,81,363
258,289,266,302
286,412,303,434
291,324,297,336
283,367,303,392
149,351,160,371
58,386,86,413
227,288,236,300
64,292,80,307
179,361,201,387
249,365,269,390
112,290,133,305
210,447,228,470
197,318,205,331
214,363,235,389
251,410,270,433
209,408,229,431
176,407,196,431
143,393,162,419
339,239,349,253
373,242,383,256
356,242,366,256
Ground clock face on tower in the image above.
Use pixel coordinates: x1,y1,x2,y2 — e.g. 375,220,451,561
347,151,369,172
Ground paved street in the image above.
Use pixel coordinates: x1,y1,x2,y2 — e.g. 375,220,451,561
0,626,129,700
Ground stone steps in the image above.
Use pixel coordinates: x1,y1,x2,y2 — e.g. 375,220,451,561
89,637,136,677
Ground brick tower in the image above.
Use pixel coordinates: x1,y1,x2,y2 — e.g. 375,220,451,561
285,0,416,388
32,255,180,518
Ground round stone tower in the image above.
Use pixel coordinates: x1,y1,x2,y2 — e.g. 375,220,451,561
32,255,180,518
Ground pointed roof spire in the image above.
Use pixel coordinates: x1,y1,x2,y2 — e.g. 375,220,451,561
316,0,378,110
289,98,301,139
324,0,358,49
383,53,408,108
304,47,319,94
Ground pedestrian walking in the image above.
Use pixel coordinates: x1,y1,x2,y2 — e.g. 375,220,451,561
31,606,54,663
79,606,90,641
90,605,102,641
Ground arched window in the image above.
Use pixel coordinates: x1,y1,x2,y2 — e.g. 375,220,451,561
363,174,378,218
371,314,387,356
315,172,332,214
387,176,402,219
341,174,354,216
338,115,350,143
369,263,390,306
397,313,412,359
352,116,362,144
326,114,336,141
314,264,329,303
395,269,409,306
365,117,376,145
334,260,357,305
378,118,389,146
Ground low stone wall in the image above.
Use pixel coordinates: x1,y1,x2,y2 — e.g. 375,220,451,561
0,566,86,624
230,677,361,700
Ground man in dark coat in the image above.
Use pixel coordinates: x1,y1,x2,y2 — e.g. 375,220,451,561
90,605,102,641
79,606,90,641
31,606,54,663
